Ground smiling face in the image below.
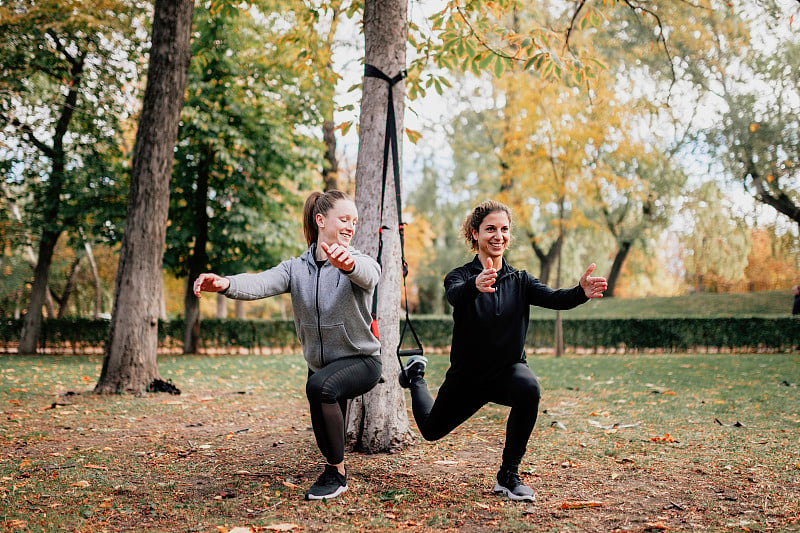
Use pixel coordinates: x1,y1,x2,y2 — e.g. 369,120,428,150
316,199,358,247
471,210,510,262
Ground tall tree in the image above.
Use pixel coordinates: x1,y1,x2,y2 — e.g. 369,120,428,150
0,0,144,352
347,0,413,452
165,1,321,353
95,0,193,394
710,40,800,228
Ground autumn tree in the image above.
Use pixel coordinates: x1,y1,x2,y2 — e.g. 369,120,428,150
0,0,145,352
347,0,413,452
95,0,193,394
709,39,800,229
165,1,322,353
744,226,800,292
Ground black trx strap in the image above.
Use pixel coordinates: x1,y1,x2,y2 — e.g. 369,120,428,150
363,64,424,374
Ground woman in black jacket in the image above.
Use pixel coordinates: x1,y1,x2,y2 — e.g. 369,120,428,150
400,200,607,501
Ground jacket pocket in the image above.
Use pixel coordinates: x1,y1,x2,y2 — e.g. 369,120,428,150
319,323,359,357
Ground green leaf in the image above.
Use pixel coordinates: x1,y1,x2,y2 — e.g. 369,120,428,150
492,55,505,78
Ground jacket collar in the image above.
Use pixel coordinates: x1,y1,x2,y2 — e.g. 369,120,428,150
468,255,516,275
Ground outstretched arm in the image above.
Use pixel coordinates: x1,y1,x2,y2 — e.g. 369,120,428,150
579,263,607,299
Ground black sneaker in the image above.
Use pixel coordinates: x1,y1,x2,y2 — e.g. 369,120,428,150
398,355,428,388
493,468,535,502
305,464,348,500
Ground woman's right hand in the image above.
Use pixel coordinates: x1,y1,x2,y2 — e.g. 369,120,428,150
193,273,230,298
476,258,497,293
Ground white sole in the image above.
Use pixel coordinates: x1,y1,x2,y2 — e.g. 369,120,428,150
493,483,535,502
305,484,348,500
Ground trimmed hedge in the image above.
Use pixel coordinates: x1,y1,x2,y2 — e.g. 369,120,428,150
1,316,798,353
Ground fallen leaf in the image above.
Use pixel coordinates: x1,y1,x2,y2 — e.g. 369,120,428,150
282,480,299,489
83,464,108,470
72,480,91,488
434,460,459,465
560,500,605,509
650,434,676,443
228,528,253,533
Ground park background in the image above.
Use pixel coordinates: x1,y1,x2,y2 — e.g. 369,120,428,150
2,0,800,531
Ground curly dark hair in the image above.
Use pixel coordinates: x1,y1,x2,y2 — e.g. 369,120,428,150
461,200,512,252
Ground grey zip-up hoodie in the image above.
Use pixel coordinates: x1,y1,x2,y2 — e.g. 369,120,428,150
222,244,381,371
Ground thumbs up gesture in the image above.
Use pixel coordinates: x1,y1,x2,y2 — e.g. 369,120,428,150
476,257,498,293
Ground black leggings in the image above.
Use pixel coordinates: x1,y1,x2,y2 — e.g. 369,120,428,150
306,355,382,464
409,362,541,471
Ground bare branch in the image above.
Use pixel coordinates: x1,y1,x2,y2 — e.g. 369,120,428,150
622,0,677,94
0,112,55,157
564,0,587,55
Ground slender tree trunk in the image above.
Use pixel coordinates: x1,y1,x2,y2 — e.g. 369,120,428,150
321,5,341,192
555,200,565,358
529,229,562,285
17,42,83,353
322,119,339,191
605,241,631,297
19,229,60,353
183,144,212,354
347,0,412,452
56,254,83,318
82,237,102,318
216,293,227,319
95,0,193,394
235,299,245,319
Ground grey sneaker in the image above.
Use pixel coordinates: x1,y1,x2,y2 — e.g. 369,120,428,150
493,468,535,502
305,464,348,500
398,355,428,388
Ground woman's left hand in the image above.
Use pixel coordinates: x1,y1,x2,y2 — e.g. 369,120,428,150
321,242,355,272
580,263,608,299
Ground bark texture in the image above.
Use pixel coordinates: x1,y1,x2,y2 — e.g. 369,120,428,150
347,0,413,452
95,0,193,394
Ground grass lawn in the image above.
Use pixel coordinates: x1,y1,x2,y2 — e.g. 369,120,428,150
530,289,795,319
1,351,799,532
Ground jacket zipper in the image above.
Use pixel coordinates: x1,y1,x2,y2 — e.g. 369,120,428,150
315,264,324,366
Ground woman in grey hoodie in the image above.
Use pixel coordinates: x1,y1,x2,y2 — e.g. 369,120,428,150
193,190,382,500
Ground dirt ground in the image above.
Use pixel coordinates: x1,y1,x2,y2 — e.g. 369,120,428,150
2,352,799,532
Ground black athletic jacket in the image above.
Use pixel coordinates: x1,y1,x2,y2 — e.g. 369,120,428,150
445,256,589,378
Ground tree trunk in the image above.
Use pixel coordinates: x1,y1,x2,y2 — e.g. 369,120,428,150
529,231,562,285
95,0,193,394
605,241,632,297
235,299,245,319
321,5,341,192
56,253,83,318
322,119,339,191
347,0,412,452
18,228,61,353
183,143,212,354
81,234,103,318
555,200,565,358
17,40,83,353
216,293,227,319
